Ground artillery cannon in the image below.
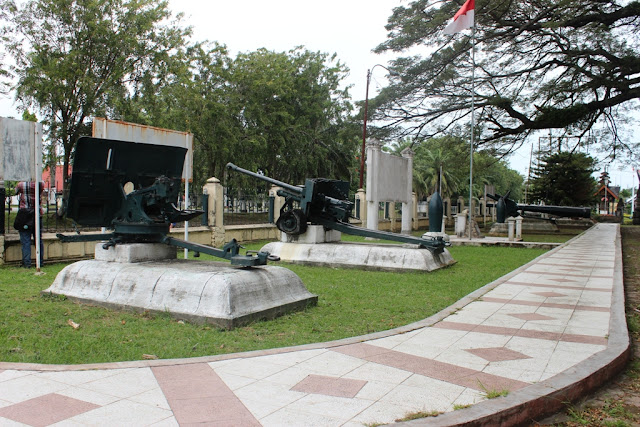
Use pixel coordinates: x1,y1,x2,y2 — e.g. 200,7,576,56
57,137,275,267
487,191,591,223
226,163,449,253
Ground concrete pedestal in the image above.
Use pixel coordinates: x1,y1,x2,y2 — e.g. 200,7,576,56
45,243,316,329
281,225,341,244
94,243,177,262
421,231,451,243
261,241,455,272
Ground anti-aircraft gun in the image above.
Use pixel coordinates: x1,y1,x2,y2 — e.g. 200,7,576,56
487,191,591,223
57,137,275,267
226,163,449,253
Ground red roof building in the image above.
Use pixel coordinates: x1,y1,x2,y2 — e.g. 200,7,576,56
42,165,71,192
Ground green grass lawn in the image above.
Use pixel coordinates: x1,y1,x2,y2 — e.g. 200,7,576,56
0,242,548,365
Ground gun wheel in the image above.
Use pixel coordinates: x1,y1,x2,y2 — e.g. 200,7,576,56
276,209,307,235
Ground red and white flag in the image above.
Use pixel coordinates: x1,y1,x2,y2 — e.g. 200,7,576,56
443,0,475,34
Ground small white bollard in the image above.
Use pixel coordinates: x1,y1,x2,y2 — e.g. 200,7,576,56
507,216,516,241
455,214,467,237
515,216,523,241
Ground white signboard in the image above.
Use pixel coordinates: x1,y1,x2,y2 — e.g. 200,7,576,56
0,118,43,181
365,140,414,233
0,117,44,270
373,154,410,203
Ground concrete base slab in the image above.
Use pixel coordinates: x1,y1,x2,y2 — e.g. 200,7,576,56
260,241,455,272
44,259,317,329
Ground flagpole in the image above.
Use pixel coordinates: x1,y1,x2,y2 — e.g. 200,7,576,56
468,26,476,240
442,0,475,239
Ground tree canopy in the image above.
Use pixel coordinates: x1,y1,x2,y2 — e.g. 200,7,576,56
387,135,523,201
115,45,359,189
5,0,190,189
372,0,640,163
529,151,597,206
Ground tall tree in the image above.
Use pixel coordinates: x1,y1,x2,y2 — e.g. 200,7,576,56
529,152,597,206
0,0,12,95
6,0,190,190
230,48,358,184
388,135,522,201
373,0,640,162
114,41,238,189
119,46,359,189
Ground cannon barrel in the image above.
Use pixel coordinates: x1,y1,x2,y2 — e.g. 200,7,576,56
517,204,591,219
226,162,303,195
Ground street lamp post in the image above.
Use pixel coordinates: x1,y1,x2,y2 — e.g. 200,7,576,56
604,174,609,214
359,64,397,189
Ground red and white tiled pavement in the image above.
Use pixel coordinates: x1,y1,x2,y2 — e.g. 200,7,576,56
0,223,628,426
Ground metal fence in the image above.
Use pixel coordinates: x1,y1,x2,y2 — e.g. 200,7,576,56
3,192,81,235
3,191,209,234
3,185,375,233
223,187,271,225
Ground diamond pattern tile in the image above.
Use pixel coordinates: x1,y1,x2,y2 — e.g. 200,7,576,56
532,292,567,298
291,375,367,398
465,347,531,362
0,393,100,427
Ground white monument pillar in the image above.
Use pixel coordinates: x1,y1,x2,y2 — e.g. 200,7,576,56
411,192,418,231
366,139,383,231
401,147,414,234
270,185,284,224
515,216,523,241
507,216,516,241
203,177,225,247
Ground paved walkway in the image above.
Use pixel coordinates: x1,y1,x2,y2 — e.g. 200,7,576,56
0,224,628,426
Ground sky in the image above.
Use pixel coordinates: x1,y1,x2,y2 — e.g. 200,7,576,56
0,0,399,132
1,0,636,191
167,0,400,102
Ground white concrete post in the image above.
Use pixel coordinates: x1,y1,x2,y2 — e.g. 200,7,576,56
389,203,397,233
203,177,225,247
270,185,284,225
366,139,383,231
356,188,367,225
401,147,414,234
203,178,223,227
507,216,516,241
455,211,467,237
515,216,523,241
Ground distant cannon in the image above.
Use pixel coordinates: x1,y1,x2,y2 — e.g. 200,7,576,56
487,191,591,223
226,163,449,253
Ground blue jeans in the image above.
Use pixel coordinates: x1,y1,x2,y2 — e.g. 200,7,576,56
19,228,43,267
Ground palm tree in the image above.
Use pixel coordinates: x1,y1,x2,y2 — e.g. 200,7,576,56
413,147,459,200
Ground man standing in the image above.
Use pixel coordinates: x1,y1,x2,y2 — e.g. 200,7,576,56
15,181,44,268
